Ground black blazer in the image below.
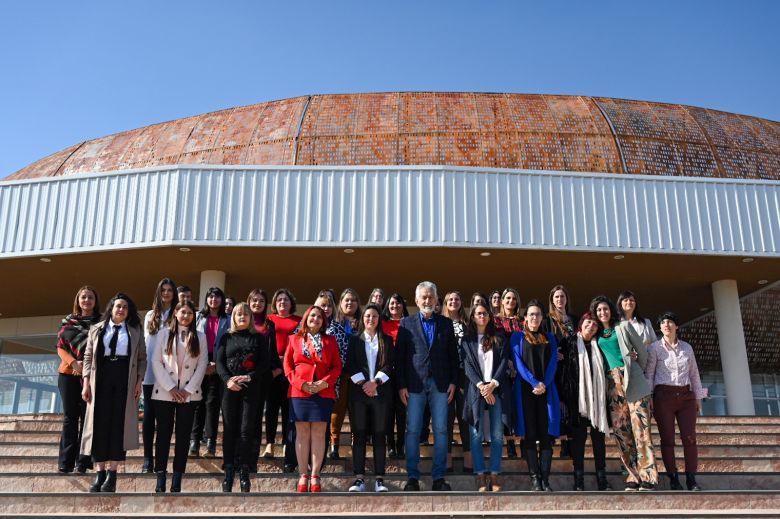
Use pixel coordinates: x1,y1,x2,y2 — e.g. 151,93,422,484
346,332,395,402
461,334,512,430
396,313,459,393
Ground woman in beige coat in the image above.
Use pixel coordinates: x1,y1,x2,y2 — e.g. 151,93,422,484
81,293,146,493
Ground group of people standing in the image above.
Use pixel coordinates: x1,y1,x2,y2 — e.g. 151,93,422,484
55,279,706,494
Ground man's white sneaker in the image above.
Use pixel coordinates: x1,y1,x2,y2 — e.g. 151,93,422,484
375,478,389,492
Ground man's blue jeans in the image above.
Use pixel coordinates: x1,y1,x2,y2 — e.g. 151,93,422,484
469,395,504,474
405,378,449,481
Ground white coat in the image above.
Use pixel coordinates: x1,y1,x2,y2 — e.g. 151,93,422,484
151,328,208,403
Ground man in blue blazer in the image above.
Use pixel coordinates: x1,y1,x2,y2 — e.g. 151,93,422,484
396,281,459,491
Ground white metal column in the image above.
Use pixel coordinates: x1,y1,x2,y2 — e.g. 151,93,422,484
198,270,226,309
712,279,756,415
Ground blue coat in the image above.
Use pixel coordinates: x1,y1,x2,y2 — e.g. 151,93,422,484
511,331,560,438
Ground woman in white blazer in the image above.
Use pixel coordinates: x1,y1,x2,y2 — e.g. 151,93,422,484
151,301,208,492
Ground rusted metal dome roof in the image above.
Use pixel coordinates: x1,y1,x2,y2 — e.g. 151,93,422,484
8,92,780,180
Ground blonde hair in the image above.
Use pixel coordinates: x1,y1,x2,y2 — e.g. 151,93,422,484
229,302,256,334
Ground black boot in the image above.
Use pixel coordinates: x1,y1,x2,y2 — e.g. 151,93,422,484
506,439,517,458
142,457,153,474
188,440,199,458
170,472,183,493
239,465,251,493
686,472,702,491
89,470,106,493
525,448,542,491
155,471,166,493
540,449,553,492
206,439,217,457
668,472,684,490
559,439,571,459
222,465,234,492
573,470,585,491
100,470,117,492
596,469,612,491
328,444,341,460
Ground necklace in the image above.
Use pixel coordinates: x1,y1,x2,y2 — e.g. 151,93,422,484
602,328,614,338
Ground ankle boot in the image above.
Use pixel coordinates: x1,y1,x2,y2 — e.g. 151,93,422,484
668,472,684,490
573,469,585,491
525,448,542,491
155,471,166,493
170,472,183,493
475,474,488,492
141,457,153,473
539,449,553,492
89,470,107,493
596,469,612,491
222,465,234,492
685,472,702,491
490,473,501,492
100,470,117,492
239,465,251,493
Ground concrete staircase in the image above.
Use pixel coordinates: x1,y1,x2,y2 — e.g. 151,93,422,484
1,414,779,517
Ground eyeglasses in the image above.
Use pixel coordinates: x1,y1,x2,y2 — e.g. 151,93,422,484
474,312,489,317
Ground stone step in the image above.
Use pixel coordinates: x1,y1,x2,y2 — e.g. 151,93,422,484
6,430,779,446
1,471,779,493
5,455,778,475
2,441,778,459
0,490,779,517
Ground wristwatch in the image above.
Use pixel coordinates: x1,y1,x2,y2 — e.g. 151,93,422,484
374,378,384,386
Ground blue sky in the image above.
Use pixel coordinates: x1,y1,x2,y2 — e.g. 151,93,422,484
1,0,778,178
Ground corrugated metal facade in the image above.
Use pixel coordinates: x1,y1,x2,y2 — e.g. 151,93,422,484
1,165,778,258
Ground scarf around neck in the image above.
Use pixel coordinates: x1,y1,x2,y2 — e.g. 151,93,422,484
58,314,99,360
577,333,610,433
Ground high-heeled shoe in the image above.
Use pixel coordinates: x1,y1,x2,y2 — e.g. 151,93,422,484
297,474,310,493
239,465,251,493
310,475,321,493
222,465,234,493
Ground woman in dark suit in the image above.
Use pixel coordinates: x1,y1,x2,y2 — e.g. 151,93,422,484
80,293,146,493
284,305,342,492
345,304,394,493
461,303,511,492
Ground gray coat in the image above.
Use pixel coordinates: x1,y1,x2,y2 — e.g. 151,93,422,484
615,321,651,402
80,321,146,456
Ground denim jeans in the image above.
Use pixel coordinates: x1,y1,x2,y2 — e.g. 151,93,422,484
469,395,504,474
405,378,449,480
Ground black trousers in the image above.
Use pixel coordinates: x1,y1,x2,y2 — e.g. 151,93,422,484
142,384,156,459
522,390,551,447
57,373,88,469
222,381,259,467
191,372,222,442
266,375,289,444
349,389,389,476
387,380,406,451
91,357,129,462
447,368,469,453
153,400,197,473
569,420,607,472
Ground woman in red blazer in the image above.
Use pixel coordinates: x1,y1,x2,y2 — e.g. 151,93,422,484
283,305,341,493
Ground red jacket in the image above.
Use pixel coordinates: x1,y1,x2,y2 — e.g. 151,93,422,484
283,334,341,400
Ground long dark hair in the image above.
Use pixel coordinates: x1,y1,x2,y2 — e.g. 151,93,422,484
165,301,200,358
199,287,226,318
247,288,269,331
102,292,141,328
466,303,499,352
589,295,619,330
382,293,409,320
358,304,389,369
148,277,177,335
